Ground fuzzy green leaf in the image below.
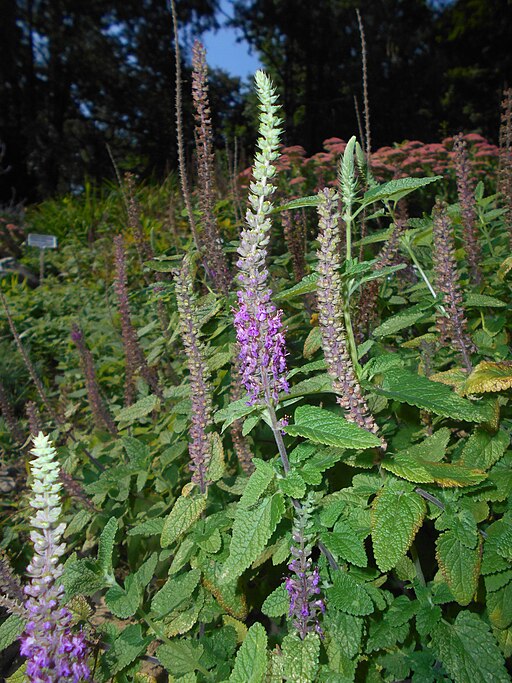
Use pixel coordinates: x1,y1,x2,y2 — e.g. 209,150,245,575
281,633,320,683
274,273,318,300
229,622,267,683
0,614,25,651
114,394,160,423
261,583,289,618
487,581,512,629
157,641,205,676
128,517,165,537
214,399,261,433
105,577,141,619
97,516,118,577
161,494,207,547
465,293,507,308
371,478,426,571
436,531,481,605
320,529,368,567
461,429,509,470
377,368,493,422
99,624,151,681
275,195,320,213
239,459,275,509
362,176,441,206
327,572,374,616
284,405,382,449
372,309,427,338
221,494,284,582
431,611,509,683
151,569,201,618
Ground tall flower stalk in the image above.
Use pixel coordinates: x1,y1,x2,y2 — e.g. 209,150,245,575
233,71,290,471
453,133,482,285
192,39,232,295
113,235,162,405
432,200,476,372
316,188,381,438
174,257,214,493
285,498,325,639
20,433,90,681
71,324,117,436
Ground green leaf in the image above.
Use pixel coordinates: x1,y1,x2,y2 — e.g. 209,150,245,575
239,459,275,509
115,394,160,423
274,272,318,300
303,326,323,359
461,429,509,470
208,432,225,482
286,373,333,399
372,309,427,338
0,614,25,651
327,572,374,616
487,581,512,629
135,552,158,590
62,558,105,598
281,633,320,683
221,493,284,582
151,569,201,618
324,611,363,660
97,516,118,577
278,470,307,498
229,623,267,683
275,194,320,213
436,531,481,605
214,399,261,433
105,577,141,619
376,368,493,422
122,436,150,467
99,624,151,681
371,478,426,571
431,611,509,683
128,517,165,537
361,176,441,206
284,405,382,449
157,641,205,676
161,494,207,547
465,293,507,308
261,583,289,617
320,528,368,567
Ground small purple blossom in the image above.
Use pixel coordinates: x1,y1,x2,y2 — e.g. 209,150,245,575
234,290,288,405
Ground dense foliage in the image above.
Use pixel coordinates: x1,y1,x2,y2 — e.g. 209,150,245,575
1,69,512,682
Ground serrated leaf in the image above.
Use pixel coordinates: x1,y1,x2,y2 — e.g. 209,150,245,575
122,436,150,467
497,254,512,281
276,194,321,213
463,361,512,394
487,581,512,629
415,602,442,636
303,326,322,359
229,622,267,683
373,309,427,338
371,478,426,571
5,663,27,683
361,176,441,206
281,633,320,683
201,557,248,620
105,578,141,619
100,624,151,681
324,611,363,660
115,394,160,423
63,557,105,598
208,432,225,482
461,428,509,470
214,399,261,433
239,459,275,509
465,293,507,308
98,516,118,576
165,588,204,636
161,494,207,547
431,611,509,683
128,517,165,537
284,405,382,449
278,470,306,498
274,273,318,300
135,553,158,590
157,641,204,676
0,614,25,651
320,529,367,567
436,531,481,605
286,373,333,399
377,368,493,422
221,494,284,582
151,569,201,617
327,572,374,616
262,583,289,617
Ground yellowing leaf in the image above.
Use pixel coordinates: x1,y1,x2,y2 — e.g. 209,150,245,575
463,361,512,395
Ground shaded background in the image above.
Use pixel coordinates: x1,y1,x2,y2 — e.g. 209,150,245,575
1,0,511,202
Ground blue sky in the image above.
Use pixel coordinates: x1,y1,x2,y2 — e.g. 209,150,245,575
201,0,262,79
